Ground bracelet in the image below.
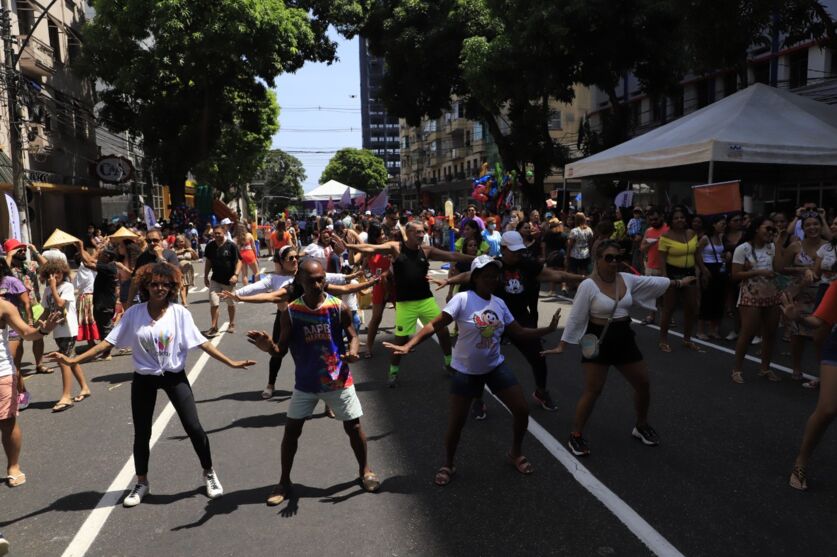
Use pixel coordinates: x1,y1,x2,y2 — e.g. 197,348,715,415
38,327,49,335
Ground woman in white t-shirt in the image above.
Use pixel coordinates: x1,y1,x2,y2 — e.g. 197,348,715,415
541,240,694,457
40,260,91,412
49,262,255,508
730,216,781,384
384,255,561,486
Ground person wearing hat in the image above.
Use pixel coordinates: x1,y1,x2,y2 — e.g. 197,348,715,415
385,255,562,485
4,240,50,376
348,221,477,386
437,231,584,417
220,217,234,242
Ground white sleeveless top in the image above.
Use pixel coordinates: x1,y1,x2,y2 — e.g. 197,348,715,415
0,327,15,377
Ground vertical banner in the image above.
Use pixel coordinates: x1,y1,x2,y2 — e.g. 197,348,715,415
143,204,157,228
5,193,20,240
692,180,742,216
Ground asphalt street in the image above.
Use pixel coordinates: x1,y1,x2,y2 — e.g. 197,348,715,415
2,259,836,556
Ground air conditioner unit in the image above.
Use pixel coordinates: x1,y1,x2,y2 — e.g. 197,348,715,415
26,123,52,152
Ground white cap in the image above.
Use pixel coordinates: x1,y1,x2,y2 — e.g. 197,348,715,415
365,210,371,216
470,254,502,273
500,231,526,252
220,218,232,225
428,209,435,215
152,223,162,229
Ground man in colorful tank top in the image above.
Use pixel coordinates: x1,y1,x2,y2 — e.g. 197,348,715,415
247,259,380,507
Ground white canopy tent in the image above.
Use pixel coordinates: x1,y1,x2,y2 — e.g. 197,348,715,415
566,83,837,180
303,179,365,201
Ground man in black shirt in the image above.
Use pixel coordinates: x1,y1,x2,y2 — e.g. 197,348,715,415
125,228,180,306
349,221,475,386
204,224,241,337
80,243,119,358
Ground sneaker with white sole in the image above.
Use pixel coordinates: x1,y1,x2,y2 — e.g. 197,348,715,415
725,331,738,341
122,482,149,507
632,424,660,446
0,533,9,556
568,434,590,456
204,470,223,499
751,336,762,345
533,389,558,412
471,400,487,420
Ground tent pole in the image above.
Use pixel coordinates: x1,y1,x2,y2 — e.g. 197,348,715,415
708,160,714,184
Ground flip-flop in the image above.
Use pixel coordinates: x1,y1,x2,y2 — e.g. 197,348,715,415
360,472,381,492
658,342,672,353
51,401,74,413
36,365,53,374
683,341,705,353
6,472,26,487
434,466,456,486
361,352,373,359
72,393,91,403
266,483,290,506
508,453,534,475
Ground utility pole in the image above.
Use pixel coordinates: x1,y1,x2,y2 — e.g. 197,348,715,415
1,0,29,244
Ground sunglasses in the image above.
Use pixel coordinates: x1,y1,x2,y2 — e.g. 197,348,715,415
149,282,174,289
285,255,299,261
603,254,622,263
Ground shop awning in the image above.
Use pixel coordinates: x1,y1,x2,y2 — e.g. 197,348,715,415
0,182,126,196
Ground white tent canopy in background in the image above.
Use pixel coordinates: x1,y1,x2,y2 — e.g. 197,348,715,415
303,180,364,201
566,83,837,179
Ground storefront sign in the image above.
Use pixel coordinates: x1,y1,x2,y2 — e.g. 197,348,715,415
95,155,134,184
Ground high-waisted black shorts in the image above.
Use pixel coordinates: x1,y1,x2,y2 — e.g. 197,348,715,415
581,319,643,366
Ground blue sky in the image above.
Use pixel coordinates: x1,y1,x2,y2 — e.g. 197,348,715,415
271,32,363,192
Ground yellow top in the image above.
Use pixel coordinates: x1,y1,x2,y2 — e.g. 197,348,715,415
658,233,698,268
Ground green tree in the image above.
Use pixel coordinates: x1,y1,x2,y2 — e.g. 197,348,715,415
254,149,307,216
320,148,389,194
79,0,362,203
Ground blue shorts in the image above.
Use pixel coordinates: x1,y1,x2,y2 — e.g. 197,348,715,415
821,327,837,366
450,361,519,398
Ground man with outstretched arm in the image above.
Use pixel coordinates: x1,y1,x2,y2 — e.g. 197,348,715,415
247,260,380,507
349,221,476,386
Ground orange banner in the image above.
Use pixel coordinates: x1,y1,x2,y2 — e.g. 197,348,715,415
692,180,742,216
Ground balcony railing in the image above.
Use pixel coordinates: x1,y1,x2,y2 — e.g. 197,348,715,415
18,36,54,78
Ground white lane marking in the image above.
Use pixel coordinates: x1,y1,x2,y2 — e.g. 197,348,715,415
60,323,230,557
425,324,684,556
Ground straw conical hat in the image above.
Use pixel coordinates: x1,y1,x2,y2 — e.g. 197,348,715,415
109,226,139,240
42,229,82,249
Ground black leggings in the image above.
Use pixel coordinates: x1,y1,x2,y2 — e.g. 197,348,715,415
511,335,548,390
268,311,289,385
131,371,211,476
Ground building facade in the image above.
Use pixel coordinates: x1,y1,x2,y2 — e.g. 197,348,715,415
359,39,400,188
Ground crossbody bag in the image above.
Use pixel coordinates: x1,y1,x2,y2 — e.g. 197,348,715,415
580,278,620,359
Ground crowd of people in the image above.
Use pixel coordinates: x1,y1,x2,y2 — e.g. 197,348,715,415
2,196,837,547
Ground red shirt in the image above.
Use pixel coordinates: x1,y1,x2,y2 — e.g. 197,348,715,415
814,282,837,326
644,224,670,270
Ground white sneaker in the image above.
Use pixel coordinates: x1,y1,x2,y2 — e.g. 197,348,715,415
0,534,9,556
204,470,223,499
751,336,762,345
725,331,738,341
18,391,30,410
122,482,149,507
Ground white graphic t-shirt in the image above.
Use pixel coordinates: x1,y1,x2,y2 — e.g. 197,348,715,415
106,303,207,375
443,291,515,375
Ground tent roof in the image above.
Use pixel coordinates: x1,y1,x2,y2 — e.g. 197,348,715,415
566,83,837,179
303,180,365,201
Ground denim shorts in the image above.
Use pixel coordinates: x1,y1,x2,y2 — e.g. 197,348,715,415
450,361,519,398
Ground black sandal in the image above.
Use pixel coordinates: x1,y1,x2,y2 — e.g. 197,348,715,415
790,465,807,491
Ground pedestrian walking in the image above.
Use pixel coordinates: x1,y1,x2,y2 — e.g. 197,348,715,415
48,262,255,507
204,224,241,336
246,259,380,507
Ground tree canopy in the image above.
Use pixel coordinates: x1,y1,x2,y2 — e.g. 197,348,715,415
320,148,389,194
361,0,834,205
80,0,363,202
253,149,307,216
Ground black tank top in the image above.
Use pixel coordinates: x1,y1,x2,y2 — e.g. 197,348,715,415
393,243,432,301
